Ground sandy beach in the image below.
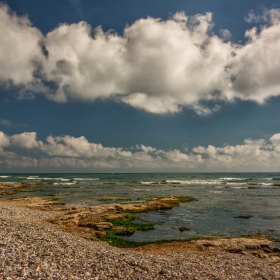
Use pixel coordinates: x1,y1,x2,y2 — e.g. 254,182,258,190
1,200,280,280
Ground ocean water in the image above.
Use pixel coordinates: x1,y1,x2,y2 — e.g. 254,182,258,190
1,173,280,242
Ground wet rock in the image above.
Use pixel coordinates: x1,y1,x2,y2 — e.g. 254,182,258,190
0,182,54,190
79,221,113,230
112,226,135,235
179,227,190,232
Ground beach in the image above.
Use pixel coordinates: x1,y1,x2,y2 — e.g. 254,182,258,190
1,199,280,280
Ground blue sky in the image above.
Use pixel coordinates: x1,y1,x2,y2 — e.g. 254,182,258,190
0,0,280,172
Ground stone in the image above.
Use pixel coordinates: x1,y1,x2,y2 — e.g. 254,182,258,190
112,227,135,236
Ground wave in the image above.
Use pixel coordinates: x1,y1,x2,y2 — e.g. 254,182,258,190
27,176,40,180
74,178,99,181
53,182,77,185
220,178,249,180
43,178,70,181
133,188,150,192
165,180,223,185
138,181,161,185
226,182,248,185
0,176,11,178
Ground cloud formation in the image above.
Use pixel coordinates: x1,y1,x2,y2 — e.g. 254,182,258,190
0,131,279,171
0,118,29,128
1,4,280,114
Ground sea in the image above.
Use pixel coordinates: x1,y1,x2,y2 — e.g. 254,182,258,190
1,173,280,243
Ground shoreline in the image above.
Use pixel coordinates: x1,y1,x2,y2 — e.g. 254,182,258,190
1,199,280,279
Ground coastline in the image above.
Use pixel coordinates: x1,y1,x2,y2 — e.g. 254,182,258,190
1,199,280,279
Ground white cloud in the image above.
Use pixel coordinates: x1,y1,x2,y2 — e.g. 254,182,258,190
1,4,280,114
270,133,280,142
0,119,14,127
0,131,10,147
245,8,280,24
0,130,280,171
227,10,280,103
219,29,231,41
10,132,42,149
0,3,43,86
0,118,29,127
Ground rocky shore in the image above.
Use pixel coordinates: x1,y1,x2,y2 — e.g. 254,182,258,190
0,181,54,199
1,197,280,279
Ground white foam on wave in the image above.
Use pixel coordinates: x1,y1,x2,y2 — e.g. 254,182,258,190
133,188,150,192
27,177,40,180
0,176,11,178
74,178,99,181
220,178,249,180
166,179,223,185
138,181,159,185
226,182,248,185
54,182,77,185
43,178,70,181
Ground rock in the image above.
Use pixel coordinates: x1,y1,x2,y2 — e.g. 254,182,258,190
0,191,16,198
112,227,135,236
245,244,261,250
79,221,113,230
227,246,244,253
0,182,54,190
95,231,107,237
179,227,190,232
4,197,63,210
193,237,277,259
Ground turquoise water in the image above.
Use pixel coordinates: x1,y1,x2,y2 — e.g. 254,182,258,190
1,173,280,241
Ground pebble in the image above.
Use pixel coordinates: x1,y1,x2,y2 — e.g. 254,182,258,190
0,202,280,279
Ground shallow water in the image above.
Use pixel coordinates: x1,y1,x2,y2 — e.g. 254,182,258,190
1,172,280,241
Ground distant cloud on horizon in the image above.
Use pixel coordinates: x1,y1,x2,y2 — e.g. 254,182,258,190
1,3,280,115
0,130,280,171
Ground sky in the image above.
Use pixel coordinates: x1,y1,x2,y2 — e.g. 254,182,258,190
0,0,280,172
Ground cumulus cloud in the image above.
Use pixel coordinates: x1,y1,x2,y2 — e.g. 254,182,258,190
0,3,43,86
219,29,231,41
0,130,280,171
0,131,10,147
1,4,280,114
228,10,280,103
10,132,42,149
